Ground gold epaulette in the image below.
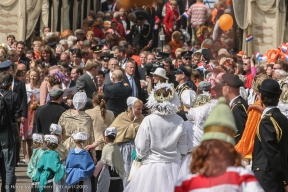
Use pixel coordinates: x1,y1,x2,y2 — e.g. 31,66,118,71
231,102,247,113
256,115,282,142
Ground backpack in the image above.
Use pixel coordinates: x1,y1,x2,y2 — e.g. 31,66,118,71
0,90,11,130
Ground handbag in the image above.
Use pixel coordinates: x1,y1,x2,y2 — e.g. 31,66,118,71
127,158,142,182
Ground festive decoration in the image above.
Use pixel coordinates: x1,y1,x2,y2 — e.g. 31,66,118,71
245,35,254,42
218,14,233,31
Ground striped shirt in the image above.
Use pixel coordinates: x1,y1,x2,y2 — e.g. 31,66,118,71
187,2,210,28
175,166,264,192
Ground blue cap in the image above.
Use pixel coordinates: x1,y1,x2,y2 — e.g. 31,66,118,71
0,60,12,71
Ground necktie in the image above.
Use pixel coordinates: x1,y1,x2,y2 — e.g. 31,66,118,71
92,77,97,88
130,77,135,96
138,26,141,34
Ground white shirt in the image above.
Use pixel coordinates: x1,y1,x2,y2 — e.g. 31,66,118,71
126,73,137,96
26,84,40,103
121,58,128,69
229,95,241,107
86,71,94,79
261,106,277,118
135,113,188,164
62,80,71,90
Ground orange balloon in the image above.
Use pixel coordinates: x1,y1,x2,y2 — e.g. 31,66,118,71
219,14,233,31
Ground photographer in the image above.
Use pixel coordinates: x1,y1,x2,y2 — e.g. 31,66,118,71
163,58,177,85
0,70,22,192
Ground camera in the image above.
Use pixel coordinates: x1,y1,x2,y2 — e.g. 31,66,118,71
144,62,164,75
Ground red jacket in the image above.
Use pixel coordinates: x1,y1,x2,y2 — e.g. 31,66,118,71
163,9,180,32
93,27,104,40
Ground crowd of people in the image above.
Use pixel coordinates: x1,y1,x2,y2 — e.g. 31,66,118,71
0,0,288,191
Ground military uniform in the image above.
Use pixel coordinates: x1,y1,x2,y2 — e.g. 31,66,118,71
176,82,191,99
222,74,248,144
252,108,288,192
230,96,248,144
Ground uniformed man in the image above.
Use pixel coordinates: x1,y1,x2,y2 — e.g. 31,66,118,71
180,51,193,67
175,65,192,101
221,73,248,144
100,54,111,74
128,15,152,48
252,79,288,192
91,45,103,64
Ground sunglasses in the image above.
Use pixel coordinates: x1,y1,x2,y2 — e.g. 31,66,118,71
183,57,191,60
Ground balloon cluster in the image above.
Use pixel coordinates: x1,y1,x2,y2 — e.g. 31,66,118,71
255,43,288,63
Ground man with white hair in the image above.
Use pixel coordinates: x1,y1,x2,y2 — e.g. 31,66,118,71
104,58,119,85
273,69,288,86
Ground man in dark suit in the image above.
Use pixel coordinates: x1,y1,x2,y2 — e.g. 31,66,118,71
104,69,132,117
252,79,288,192
1,60,27,164
16,41,30,70
104,58,119,85
221,73,248,144
76,60,99,109
178,0,196,29
123,60,143,102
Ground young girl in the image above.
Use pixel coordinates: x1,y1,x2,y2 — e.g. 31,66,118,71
27,133,45,191
94,127,125,192
66,132,95,192
49,123,68,192
33,135,65,192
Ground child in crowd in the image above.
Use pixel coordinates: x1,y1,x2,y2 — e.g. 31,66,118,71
27,133,45,191
66,132,95,192
94,127,125,192
49,123,68,192
33,135,65,192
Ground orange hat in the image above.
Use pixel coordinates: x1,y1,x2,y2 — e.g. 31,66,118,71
103,21,111,28
237,51,245,57
61,29,72,38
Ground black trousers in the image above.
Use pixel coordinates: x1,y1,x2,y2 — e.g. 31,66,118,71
254,170,285,192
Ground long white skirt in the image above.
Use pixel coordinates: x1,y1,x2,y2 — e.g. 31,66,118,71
178,154,192,180
124,162,180,192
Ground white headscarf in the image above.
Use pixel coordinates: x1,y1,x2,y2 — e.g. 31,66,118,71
73,92,87,110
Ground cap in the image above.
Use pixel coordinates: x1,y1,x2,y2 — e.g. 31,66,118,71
44,135,58,144
0,60,12,71
258,79,282,98
61,29,72,38
72,132,88,141
202,97,237,146
49,88,64,97
49,123,62,136
175,65,191,77
104,127,117,137
100,54,111,61
222,73,243,88
127,97,138,108
181,51,193,58
150,68,168,80
237,51,245,57
91,45,103,53
156,52,170,59
32,133,43,143
181,90,196,108
47,41,57,48
74,29,85,36
137,15,145,21
111,19,118,23
198,81,211,91
73,92,87,110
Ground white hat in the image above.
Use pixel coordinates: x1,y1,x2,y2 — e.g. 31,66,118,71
72,132,88,140
181,90,197,108
73,92,88,110
104,127,117,137
150,68,168,80
49,123,62,135
44,135,58,144
32,133,43,143
127,97,138,108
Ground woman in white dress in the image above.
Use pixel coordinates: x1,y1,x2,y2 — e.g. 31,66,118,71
125,83,188,192
20,68,41,164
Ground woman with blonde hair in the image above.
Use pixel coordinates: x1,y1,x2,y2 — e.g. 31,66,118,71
85,92,115,161
20,68,41,163
32,41,42,60
107,97,145,187
86,31,94,41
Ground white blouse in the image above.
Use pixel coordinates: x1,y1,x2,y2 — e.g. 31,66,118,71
135,113,188,164
26,84,40,103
